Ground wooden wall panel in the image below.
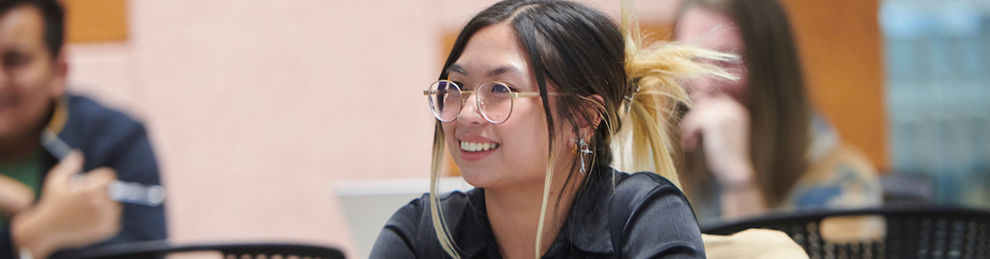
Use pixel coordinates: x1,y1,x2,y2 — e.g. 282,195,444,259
63,0,128,43
778,0,889,170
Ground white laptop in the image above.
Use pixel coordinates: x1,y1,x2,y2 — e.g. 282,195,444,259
334,177,473,258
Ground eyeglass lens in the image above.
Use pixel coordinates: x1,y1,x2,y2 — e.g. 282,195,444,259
427,81,515,124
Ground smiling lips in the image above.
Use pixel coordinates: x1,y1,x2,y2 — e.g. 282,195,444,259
456,136,500,162
460,140,500,152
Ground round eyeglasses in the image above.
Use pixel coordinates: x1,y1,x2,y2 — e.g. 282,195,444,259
423,80,560,124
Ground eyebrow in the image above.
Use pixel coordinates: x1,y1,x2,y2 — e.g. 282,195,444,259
448,64,522,77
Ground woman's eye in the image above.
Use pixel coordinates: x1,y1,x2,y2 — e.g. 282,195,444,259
491,84,512,93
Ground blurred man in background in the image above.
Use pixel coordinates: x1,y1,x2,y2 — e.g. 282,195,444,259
0,0,166,257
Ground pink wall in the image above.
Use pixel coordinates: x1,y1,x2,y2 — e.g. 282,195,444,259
64,1,680,257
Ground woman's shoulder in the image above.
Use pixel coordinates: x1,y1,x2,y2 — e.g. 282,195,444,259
610,170,685,201
383,190,475,231
606,170,693,212
602,170,705,258
602,170,697,227
370,189,476,258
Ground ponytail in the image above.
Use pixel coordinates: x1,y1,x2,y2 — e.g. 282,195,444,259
614,0,736,188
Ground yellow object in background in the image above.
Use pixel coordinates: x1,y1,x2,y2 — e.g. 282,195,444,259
703,229,809,259
64,0,127,43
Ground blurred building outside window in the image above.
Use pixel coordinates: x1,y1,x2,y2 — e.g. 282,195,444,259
881,0,990,207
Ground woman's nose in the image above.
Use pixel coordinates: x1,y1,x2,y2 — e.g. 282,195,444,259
458,93,487,125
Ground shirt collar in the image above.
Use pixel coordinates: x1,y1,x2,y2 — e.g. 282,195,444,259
557,169,615,255
458,168,619,257
457,188,499,258
45,95,70,135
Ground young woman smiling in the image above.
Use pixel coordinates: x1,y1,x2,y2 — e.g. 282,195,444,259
372,1,734,258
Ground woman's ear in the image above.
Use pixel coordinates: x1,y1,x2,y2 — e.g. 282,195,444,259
577,94,605,135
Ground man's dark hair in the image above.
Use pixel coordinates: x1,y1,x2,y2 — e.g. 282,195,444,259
0,0,65,58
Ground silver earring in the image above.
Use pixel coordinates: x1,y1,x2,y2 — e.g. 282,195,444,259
578,139,592,174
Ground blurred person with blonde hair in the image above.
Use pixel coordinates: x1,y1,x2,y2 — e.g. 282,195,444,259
672,0,882,223
370,0,738,258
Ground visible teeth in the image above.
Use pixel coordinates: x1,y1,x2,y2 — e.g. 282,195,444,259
461,141,498,152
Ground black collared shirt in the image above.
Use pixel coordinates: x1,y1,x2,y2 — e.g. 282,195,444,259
371,168,705,258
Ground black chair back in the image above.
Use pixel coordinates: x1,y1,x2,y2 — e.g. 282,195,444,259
56,240,345,259
703,206,990,259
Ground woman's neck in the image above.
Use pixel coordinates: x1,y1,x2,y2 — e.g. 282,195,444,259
485,171,584,259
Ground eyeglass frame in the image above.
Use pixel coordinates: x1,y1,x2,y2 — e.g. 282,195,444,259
423,79,564,124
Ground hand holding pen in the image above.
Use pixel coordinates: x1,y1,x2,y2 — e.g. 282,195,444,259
41,129,166,207
11,151,123,258
12,130,166,258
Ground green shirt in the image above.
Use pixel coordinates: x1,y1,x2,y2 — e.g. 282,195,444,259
0,151,43,225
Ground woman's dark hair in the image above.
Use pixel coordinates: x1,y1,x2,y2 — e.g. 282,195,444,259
676,0,812,208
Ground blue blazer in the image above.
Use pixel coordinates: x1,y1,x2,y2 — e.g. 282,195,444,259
1,93,168,257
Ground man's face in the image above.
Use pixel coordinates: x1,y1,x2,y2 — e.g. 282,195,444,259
0,5,65,143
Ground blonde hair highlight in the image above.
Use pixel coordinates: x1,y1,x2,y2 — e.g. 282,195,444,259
429,123,461,259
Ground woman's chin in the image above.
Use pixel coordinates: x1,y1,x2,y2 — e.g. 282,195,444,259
459,170,497,189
